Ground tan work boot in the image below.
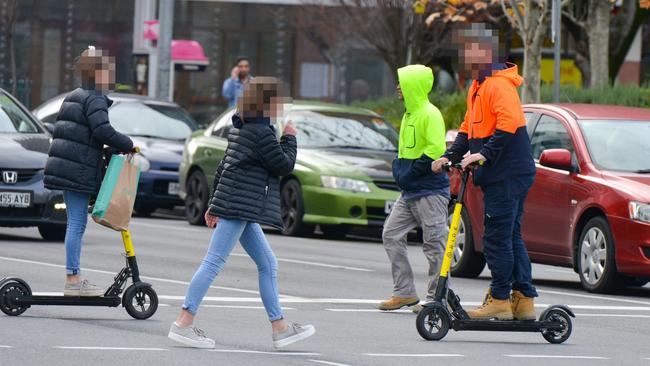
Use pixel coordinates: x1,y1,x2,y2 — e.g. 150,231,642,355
511,290,536,320
466,289,513,320
378,296,420,311
412,304,423,314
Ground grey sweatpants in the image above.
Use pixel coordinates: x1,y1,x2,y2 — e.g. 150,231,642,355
382,194,449,302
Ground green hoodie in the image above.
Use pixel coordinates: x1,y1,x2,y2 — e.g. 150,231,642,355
396,65,446,160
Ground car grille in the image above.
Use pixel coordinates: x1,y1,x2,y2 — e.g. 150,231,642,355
374,180,399,191
0,168,41,183
0,205,44,218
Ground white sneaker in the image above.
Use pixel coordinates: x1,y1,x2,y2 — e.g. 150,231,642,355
168,323,215,349
63,279,104,297
273,322,316,348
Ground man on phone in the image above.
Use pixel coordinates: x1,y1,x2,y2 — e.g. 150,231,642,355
222,57,252,108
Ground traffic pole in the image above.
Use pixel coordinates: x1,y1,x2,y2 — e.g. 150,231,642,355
552,0,561,103
156,0,174,101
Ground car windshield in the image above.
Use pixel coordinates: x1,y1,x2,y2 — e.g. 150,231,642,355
289,110,398,151
0,93,41,134
108,102,198,140
580,119,650,173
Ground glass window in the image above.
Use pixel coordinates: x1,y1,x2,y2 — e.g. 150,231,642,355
108,102,198,141
530,115,575,160
211,111,234,138
0,92,41,133
580,119,650,173
289,110,398,151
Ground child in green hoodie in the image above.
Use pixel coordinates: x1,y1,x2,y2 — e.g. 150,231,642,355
378,64,450,314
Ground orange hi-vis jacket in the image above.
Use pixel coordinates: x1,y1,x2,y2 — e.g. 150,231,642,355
443,63,535,186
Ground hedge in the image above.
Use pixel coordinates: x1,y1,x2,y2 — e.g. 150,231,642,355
353,85,650,130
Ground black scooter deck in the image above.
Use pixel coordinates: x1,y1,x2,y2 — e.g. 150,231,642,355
14,295,121,307
452,319,565,332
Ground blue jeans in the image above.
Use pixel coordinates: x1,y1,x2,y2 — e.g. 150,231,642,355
481,175,538,300
63,190,90,276
182,218,283,321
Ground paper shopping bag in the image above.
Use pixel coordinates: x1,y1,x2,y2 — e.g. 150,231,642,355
92,154,140,231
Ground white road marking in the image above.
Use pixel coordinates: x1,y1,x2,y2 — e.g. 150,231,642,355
0,345,13,348
200,305,296,310
130,221,205,233
326,309,412,313
505,355,608,360
326,303,650,311
54,346,167,351
537,289,650,306
366,353,464,357
208,349,320,356
309,360,356,366
574,313,650,319
229,253,374,272
0,255,287,297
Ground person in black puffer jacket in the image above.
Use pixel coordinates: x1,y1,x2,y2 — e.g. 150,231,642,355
169,77,316,350
43,47,134,297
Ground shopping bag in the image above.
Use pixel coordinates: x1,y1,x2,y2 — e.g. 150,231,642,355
92,154,140,231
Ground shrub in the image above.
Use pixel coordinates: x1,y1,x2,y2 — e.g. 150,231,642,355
354,84,650,131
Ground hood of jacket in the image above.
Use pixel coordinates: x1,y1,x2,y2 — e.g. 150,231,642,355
397,64,434,113
489,62,523,87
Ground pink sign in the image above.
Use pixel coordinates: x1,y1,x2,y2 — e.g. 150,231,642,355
171,40,209,63
143,20,159,41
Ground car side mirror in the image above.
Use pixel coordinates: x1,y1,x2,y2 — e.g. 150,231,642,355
539,149,573,172
43,122,55,134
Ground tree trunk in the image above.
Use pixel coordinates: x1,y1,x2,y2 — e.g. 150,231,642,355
522,43,543,103
588,0,610,88
521,0,549,104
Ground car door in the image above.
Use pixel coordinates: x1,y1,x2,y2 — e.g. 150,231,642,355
523,114,577,258
193,112,232,190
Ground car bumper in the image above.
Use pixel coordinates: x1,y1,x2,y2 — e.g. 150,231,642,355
301,185,399,226
0,178,67,227
610,215,650,277
136,170,183,208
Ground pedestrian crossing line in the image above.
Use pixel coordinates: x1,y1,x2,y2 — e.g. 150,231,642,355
200,305,296,310
537,289,650,306
207,349,320,356
504,355,608,360
574,313,650,319
309,359,357,366
54,346,167,351
365,353,464,358
229,252,374,272
0,345,13,348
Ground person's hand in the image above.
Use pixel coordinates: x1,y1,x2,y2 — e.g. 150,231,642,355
432,157,450,173
283,121,297,136
204,209,219,228
461,153,486,170
231,66,239,80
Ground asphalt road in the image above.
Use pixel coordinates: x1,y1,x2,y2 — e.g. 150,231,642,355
1,215,649,366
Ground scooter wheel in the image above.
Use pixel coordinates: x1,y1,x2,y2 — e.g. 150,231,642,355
123,285,158,320
541,309,572,344
416,303,450,341
0,279,31,316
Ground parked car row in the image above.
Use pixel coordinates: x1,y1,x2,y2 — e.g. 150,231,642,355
0,87,648,293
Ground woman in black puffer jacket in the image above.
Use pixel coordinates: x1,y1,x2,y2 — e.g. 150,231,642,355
43,47,134,297
168,77,316,350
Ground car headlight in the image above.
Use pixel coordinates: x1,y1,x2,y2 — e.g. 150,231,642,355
321,176,371,193
630,201,650,224
132,154,150,172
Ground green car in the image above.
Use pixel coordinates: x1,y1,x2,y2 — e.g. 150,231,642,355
179,101,401,238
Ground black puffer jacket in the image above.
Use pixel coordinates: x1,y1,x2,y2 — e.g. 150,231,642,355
209,115,297,230
44,88,133,194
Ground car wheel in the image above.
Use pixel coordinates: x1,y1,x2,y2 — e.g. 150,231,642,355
449,204,485,278
280,179,313,236
38,224,66,242
185,170,210,226
321,225,350,240
577,216,622,293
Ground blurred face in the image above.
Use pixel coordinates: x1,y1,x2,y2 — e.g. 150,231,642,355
237,59,250,79
396,84,403,100
454,24,500,80
461,40,494,80
94,59,116,91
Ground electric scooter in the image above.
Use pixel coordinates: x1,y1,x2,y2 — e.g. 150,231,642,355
0,230,158,320
415,162,574,344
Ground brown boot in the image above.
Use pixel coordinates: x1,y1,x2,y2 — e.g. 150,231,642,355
378,296,419,311
511,290,536,320
466,289,513,320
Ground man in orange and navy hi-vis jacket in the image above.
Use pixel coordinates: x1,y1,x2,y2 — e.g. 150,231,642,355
433,23,537,321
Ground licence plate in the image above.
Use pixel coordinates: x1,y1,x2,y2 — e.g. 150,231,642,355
385,200,395,214
168,182,180,196
0,191,31,208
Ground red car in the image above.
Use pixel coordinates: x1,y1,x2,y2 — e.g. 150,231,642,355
448,104,650,293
